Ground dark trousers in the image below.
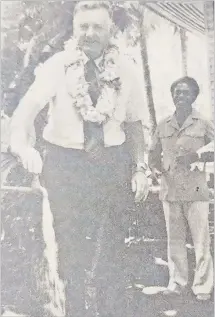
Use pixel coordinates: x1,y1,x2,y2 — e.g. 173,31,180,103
42,142,134,317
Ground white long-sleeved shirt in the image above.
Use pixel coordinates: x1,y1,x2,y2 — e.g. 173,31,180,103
10,46,146,150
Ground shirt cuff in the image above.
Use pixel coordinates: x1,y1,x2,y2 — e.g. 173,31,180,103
132,162,151,177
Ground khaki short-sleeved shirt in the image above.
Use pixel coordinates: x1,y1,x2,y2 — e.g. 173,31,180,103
149,110,214,201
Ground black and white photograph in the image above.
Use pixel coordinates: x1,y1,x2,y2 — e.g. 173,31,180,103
1,1,214,316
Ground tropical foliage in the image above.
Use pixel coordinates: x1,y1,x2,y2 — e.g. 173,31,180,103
1,1,157,116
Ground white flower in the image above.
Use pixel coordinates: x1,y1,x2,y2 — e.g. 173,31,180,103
66,68,87,97
76,95,92,108
80,107,106,123
96,87,116,117
64,40,121,123
100,69,118,82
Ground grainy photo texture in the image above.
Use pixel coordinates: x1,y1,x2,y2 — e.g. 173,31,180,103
1,1,214,317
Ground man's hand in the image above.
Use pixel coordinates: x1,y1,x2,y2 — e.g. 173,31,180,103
17,147,43,174
132,172,149,203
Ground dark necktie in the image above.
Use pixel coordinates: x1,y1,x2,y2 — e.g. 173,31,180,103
84,60,104,155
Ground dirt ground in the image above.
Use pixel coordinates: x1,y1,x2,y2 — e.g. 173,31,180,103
1,168,214,317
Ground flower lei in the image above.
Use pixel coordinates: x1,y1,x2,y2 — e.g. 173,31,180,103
64,39,121,124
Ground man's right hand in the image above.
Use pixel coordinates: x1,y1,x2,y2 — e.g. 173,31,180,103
17,147,43,174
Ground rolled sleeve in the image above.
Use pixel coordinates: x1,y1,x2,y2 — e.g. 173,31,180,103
10,52,63,149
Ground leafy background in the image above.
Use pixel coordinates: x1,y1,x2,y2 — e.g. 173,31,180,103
1,2,214,316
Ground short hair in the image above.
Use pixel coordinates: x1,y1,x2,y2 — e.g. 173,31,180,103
170,76,200,100
74,1,113,18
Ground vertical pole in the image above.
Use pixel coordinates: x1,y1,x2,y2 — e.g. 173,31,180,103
139,6,157,135
179,28,188,76
204,1,214,189
204,1,214,117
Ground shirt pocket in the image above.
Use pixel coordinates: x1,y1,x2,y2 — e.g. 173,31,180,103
178,127,205,152
159,129,176,171
159,128,176,150
183,125,205,137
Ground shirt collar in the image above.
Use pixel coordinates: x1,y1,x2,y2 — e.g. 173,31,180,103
82,51,104,71
166,108,201,130
191,108,202,119
166,114,179,130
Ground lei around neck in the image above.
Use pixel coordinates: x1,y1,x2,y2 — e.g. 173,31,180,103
64,38,121,124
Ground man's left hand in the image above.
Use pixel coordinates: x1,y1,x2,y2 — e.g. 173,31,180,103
132,172,149,203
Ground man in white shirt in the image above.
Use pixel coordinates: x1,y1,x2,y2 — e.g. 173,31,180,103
10,2,149,316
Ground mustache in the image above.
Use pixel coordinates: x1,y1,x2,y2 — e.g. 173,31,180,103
82,37,100,44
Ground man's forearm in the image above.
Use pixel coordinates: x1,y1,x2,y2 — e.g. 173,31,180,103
178,142,214,164
10,127,35,155
148,129,162,172
10,101,39,154
124,121,146,165
197,142,214,162
148,150,162,172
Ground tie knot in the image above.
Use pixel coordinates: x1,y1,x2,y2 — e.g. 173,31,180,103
86,59,96,68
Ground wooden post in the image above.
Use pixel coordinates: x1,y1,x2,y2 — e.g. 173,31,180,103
204,1,214,117
179,28,188,76
139,6,157,135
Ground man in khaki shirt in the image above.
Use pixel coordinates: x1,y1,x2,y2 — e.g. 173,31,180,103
149,76,214,300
